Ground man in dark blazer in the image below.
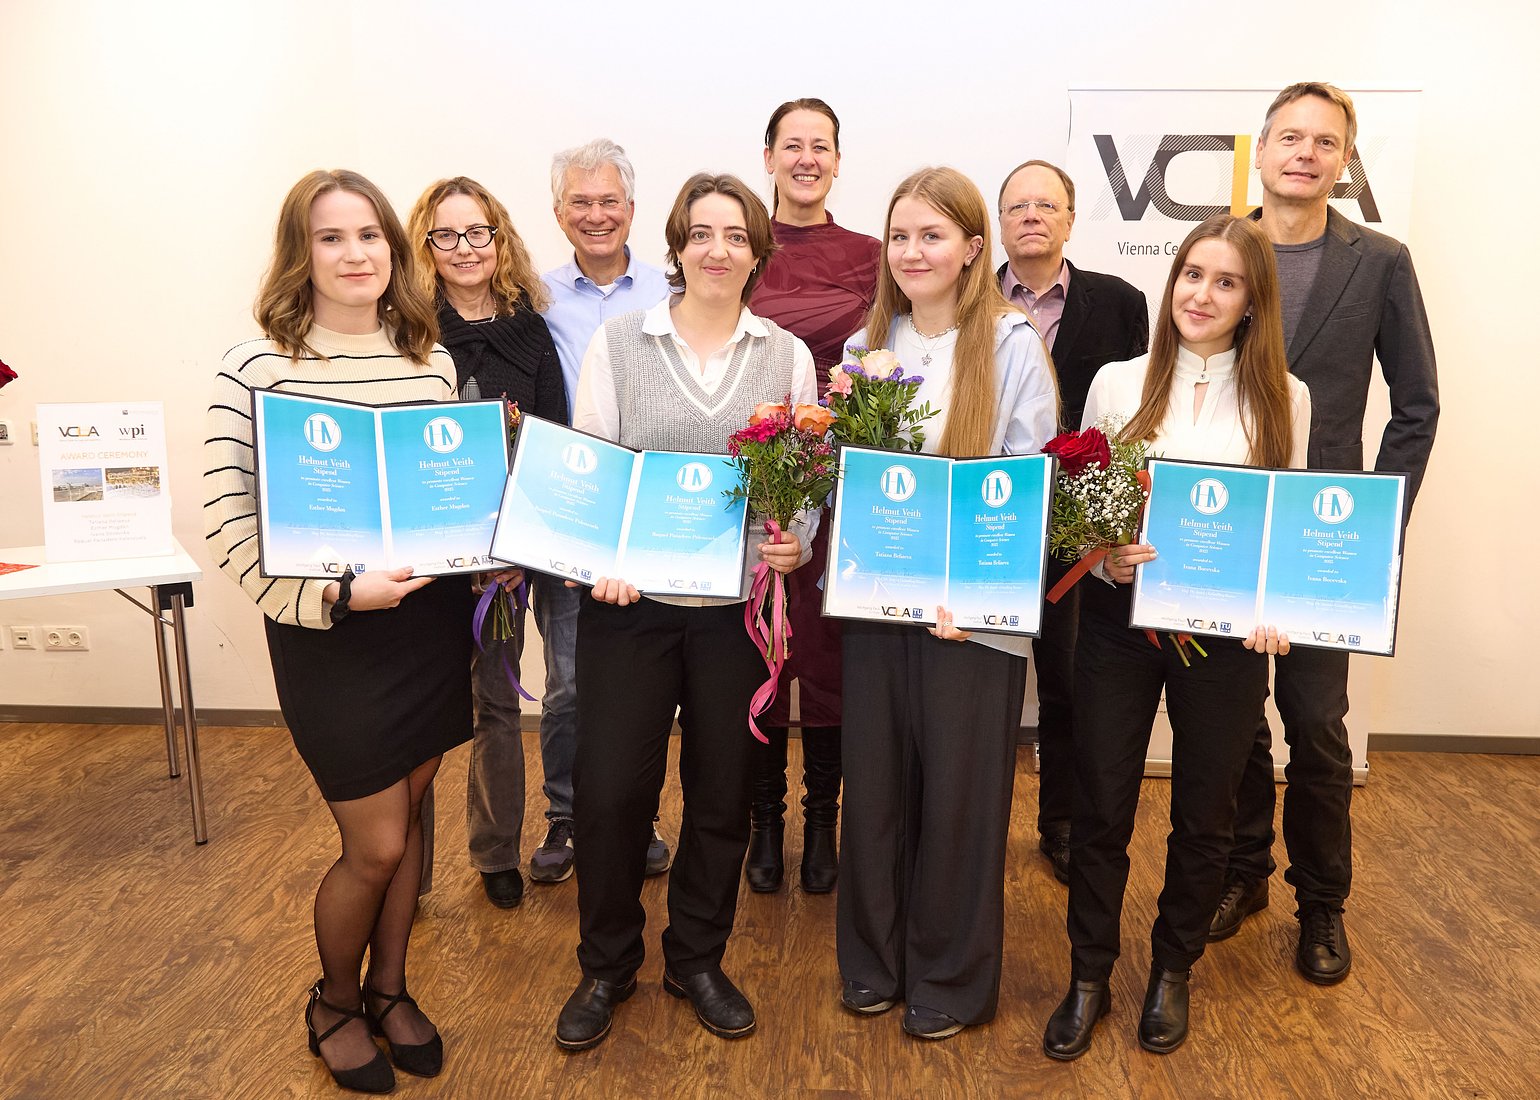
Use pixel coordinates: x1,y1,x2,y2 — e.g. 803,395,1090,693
1208,83,1439,984
996,160,1148,884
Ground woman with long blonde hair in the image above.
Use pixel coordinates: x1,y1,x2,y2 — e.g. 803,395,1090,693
836,166,1057,1040
1044,214,1310,1060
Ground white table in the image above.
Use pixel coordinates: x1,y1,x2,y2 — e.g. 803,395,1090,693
0,542,209,843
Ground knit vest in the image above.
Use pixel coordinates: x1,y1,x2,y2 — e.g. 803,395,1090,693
604,310,799,452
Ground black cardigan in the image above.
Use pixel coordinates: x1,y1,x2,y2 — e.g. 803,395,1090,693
437,298,568,424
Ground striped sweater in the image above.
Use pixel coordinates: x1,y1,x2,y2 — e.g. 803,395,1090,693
203,325,456,629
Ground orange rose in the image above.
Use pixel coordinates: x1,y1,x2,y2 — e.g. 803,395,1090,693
793,403,835,434
749,401,789,426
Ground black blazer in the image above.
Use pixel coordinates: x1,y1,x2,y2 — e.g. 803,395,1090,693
999,260,1148,432
1271,207,1439,511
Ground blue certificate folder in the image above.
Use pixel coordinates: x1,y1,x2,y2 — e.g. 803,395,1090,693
822,445,1053,636
489,415,749,599
1130,458,1407,655
251,390,508,578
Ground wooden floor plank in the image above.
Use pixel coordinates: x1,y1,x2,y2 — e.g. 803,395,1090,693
0,723,1535,1098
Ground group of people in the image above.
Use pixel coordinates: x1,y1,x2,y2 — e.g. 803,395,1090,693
202,82,1438,1092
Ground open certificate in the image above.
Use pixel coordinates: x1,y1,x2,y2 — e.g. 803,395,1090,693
252,390,508,578
1130,458,1407,654
489,414,749,599
822,445,1053,636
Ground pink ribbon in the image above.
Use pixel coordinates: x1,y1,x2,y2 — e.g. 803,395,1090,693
744,520,791,743
473,578,536,702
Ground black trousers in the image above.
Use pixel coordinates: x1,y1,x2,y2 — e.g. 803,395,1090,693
1225,646,1353,908
1032,555,1081,836
837,621,1027,1025
572,596,764,982
1067,580,1268,980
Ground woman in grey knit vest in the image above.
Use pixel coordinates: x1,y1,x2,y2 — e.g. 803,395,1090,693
554,173,819,1051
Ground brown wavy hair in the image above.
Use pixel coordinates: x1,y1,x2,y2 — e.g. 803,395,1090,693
1122,215,1293,467
663,173,778,304
406,177,549,316
865,166,1052,457
254,169,437,364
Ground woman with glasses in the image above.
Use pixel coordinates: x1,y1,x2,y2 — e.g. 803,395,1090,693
742,98,880,897
404,178,567,913
204,169,468,1092
837,167,1058,1040
554,173,817,1051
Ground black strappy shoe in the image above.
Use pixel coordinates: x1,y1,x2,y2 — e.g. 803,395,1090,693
364,982,444,1078
305,980,395,1094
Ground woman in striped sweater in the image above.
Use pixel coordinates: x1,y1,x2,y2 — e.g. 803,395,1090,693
204,169,471,1093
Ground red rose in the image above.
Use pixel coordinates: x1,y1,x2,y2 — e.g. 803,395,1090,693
0,359,16,389
1044,427,1111,477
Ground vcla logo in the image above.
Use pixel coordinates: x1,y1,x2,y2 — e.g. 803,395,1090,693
1093,134,1381,223
423,416,463,453
981,470,1012,508
562,442,597,475
1190,478,1229,515
304,413,342,452
676,461,713,492
880,464,916,503
1312,485,1354,523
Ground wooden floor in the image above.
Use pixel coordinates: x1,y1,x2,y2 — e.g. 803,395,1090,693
1,724,1536,1100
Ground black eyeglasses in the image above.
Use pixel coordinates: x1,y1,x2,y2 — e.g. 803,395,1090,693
426,225,498,251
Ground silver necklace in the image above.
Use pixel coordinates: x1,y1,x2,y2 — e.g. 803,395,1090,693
908,315,958,367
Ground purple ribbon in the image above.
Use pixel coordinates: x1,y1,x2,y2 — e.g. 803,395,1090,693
472,579,536,702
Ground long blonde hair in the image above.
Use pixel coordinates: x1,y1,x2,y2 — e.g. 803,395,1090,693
255,170,437,364
866,167,1035,457
406,177,549,315
1124,215,1293,467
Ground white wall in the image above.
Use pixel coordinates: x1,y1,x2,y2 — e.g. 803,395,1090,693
0,0,1534,740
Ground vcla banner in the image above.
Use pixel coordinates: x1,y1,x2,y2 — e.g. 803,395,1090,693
1065,87,1421,303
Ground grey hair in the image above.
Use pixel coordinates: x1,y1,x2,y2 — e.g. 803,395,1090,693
550,138,637,204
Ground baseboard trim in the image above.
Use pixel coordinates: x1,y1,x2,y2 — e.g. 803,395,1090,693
1367,732,1540,755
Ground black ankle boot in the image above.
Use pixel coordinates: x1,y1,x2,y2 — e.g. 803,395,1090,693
746,726,788,892
1138,965,1190,1053
746,820,785,892
798,725,841,893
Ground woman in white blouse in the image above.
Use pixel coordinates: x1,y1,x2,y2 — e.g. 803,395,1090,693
1043,215,1310,1060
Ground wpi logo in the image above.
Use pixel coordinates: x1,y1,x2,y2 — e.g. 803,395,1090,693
981,470,1012,508
1092,134,1381,222
423,416,463,453
562,442,598,475
1189,478,1229,515
676,462,713,492
304,413,342,452
880,464,916,503
1312,485,1354,523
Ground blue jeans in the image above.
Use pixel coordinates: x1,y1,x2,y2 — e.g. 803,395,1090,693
531,573,579,822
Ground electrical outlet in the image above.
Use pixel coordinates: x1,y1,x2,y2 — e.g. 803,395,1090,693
8,625,38,649
44,625,90,651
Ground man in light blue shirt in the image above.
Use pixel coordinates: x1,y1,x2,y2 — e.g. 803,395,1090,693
529,138,671,886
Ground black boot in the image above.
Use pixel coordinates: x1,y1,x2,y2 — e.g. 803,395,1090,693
1138,965,1190,1053
746,725,788,892
799,725,841,893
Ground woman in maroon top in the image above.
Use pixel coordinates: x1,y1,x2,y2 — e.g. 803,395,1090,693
745,98,881,895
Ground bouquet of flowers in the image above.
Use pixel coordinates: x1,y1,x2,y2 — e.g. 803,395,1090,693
825,347,935,452
1044,415,1206,664
472,398,535,700
723,397,838,741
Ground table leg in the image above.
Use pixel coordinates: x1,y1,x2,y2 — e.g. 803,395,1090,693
149,584,181,778
170,592,209,844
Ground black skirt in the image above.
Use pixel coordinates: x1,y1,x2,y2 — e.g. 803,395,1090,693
265,576,475,802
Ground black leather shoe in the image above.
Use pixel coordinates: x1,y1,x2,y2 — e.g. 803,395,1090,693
555,975,636,1052
1207,875,1267,941
800,825,838,893
1038,828,1070,885
1042,979,1110,1061
1296,905,1352,984
662,968,756,1038
902,1004,965,1040
840,979,896,1016
745,821,785,893
481,868,524,910
1138,966,1189,1053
